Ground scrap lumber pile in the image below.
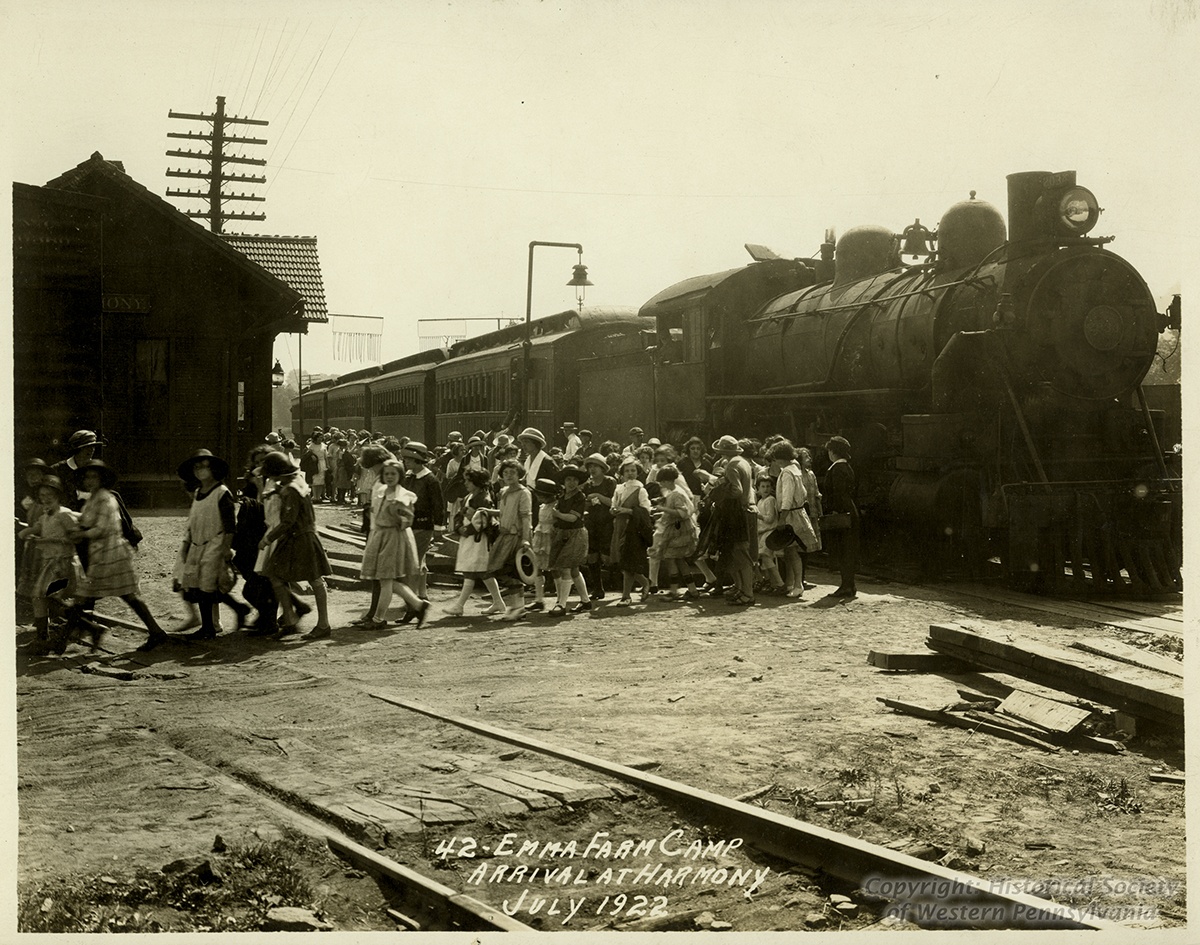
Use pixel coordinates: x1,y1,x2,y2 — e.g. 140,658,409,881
870,622,1183,753
924,623,1183,729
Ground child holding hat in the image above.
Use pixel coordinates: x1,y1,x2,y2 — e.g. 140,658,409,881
18,475,80,651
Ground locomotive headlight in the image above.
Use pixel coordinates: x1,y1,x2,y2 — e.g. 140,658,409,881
1056,186,1100,235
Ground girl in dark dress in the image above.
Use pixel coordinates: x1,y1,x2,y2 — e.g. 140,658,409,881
258,451,334,637
580,453,616,601
547,465,591,614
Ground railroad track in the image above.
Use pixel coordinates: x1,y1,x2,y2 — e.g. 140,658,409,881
941,582,1184,638
36,656,1123,933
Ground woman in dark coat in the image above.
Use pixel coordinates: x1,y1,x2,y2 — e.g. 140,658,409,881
258,451,333,637
822,436,859,597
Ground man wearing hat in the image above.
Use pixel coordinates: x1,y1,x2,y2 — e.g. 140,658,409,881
51,430,107,511
713,434,757,606
401,441,444,603
577,429,594,456
265,432,282,448
561,422,582,460
625,427,645,456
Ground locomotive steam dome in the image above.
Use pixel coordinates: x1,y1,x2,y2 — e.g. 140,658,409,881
834,226,899,286
937,193,1006,271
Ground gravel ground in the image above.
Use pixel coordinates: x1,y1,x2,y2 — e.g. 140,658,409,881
14,505,1186,932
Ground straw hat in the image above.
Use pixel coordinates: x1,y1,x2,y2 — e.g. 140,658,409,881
711,435,743,455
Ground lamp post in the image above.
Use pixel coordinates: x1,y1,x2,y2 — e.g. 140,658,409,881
522,241,593,428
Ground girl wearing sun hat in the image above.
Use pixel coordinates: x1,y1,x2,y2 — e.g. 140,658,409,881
258,451,334,638
174,450,251,639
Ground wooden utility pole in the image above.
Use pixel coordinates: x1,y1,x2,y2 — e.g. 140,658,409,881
166,95,268,233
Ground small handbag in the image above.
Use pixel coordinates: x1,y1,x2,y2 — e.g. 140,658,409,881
822,511,853,530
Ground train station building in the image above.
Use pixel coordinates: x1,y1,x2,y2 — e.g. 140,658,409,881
13,152,327,505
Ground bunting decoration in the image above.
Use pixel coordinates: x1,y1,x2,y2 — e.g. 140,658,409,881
330,314,384,365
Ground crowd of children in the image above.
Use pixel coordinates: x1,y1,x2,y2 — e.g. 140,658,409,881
16,422,859,650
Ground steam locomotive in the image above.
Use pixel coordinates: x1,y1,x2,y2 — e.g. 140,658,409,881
296,170,1180,596
646,170,1181,595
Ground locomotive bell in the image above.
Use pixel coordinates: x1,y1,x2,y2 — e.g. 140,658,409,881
900,219,935,257
937,192,1006,272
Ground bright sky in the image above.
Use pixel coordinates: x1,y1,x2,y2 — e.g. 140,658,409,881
5,0,1198,378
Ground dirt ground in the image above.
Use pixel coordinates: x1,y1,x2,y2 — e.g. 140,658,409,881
15,506,1186,932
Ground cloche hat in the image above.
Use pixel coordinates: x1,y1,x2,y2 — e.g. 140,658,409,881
259,451,301,478
582,452,609,471
66,430,106,453
517,427,546,448
37,474,66,496
177,449,230,483
401,441,431,463
76,459,118,489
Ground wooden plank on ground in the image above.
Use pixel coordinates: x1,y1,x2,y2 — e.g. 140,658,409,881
524,770,612,801
1069,638,1183,678
1149,772,1184,785
876,698,1061,753
926,623,1183,727
998,689,1092,734
867,651,968,672
340,796,427,832
372,796,477,825
494,770,596,803
468,774,557,810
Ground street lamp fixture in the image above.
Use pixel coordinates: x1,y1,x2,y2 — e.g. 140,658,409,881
522,241,592,428
271,359,285,388
567,262,593,312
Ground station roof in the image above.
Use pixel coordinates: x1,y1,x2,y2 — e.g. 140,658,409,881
222,234,329,323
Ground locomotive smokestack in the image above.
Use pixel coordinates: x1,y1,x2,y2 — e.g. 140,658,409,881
1006,171,1051,243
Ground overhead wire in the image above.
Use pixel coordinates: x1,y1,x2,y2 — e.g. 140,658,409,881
266,20,360,196
266,20,333,168
253,18,290,116
263,20,312,116
241,21,269,114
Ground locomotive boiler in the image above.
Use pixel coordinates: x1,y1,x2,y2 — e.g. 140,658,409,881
694,171,1180,594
